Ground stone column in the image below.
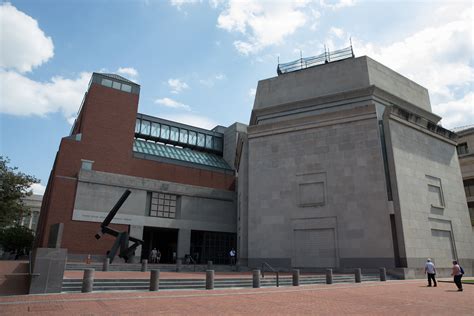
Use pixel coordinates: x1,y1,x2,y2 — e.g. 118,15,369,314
141,259,148,272
379,267,387,281
176,259,182,272
207,261,213,270
129,225,144,260
81,269,94,293
102,258,109,272
326,269,333,284
177,229,191,261
252,270,261,288
206,270,214,290
292,269,300,286
150,269,160,291
355,268,362,283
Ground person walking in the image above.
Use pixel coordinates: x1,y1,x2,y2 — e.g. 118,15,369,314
229,248,236,265
150,248,158,263
424,258,437,287
156,249,161,264
451,260,464,292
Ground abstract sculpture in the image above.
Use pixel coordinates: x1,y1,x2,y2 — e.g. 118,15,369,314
95,189,143,263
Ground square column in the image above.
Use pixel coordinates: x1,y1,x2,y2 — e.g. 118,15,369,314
177,229,191,260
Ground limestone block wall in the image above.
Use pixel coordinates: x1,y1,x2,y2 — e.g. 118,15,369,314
246,105,395,269
386,117,473,274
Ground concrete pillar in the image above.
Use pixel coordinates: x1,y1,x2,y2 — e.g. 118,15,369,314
355,268,362,283
176,259,182,272
252,270,260,288
292,269,300,286
177,229,191,260
326,269,333,284
141,259,148,272
81,269,94,293
207,261,213,270
102,257,109,272
379,267,387,281
206,270,214,290
129,225,143,259
150,269,160,291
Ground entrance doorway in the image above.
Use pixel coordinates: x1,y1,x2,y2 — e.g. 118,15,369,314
142,227,178,264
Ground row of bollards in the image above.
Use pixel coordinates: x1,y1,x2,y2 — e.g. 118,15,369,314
82,265,388,293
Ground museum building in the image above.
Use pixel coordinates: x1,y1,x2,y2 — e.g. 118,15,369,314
35,50,473,276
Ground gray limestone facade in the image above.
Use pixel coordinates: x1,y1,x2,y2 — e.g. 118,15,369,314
238,56,473,277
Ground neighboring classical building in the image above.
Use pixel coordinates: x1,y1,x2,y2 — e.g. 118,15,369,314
35,51,473,276
21,194,43,233
456,126,474,226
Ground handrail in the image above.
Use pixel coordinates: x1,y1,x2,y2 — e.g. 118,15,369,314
188,255,197,272
261,261,276,278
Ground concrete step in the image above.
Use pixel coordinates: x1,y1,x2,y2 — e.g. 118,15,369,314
61,275,384,292
65,263,247,272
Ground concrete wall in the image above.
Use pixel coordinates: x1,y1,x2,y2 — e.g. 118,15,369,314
253,56,431,114
246,105,395,269
386,117,474,274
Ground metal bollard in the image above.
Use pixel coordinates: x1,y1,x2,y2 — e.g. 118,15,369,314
141,259,148,272
207,261,213,270
292,269,300,286
355,268,362,283
253,270,261,288
102,257,109,272
150,269,160,291
176,259,182,272
379,267,387,281
326,269,333,284
206,270,214,290
276,272,280,287
81,268,94,293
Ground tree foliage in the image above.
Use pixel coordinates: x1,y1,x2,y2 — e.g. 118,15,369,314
0,156,39,226
0,225,35,255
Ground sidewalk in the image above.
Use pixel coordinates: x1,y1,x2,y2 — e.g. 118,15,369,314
0,279,471,315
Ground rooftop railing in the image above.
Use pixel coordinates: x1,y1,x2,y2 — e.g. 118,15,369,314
277,46,354,75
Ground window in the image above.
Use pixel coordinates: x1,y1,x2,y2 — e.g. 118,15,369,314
112,81,121,90
464,179,474,197
170,127,179,142
81,159,94,171
457,142,469,155
151,122,160,137
135,119,141,133
149,192,177,218
214,137,223,151
179,129,188,143
140,120,151,135
160,125,170,139
121,84,132,93
188,131,197,145
197,133,205,147
426,175,445,208
205,135,213,149
101,79,113,87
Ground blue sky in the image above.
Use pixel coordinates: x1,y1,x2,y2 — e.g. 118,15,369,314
0,0,473,194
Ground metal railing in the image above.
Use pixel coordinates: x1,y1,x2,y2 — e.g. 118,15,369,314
261,261,280,287
277,46,354,75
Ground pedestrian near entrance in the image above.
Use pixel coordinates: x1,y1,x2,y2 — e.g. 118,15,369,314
150,248,158,263
229,248,236,265
451,260,464,292
424,258,437,287
156,249,161,263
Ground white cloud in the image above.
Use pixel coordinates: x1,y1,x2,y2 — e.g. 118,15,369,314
30,183,46,195
117,67,138,80
0,70,91,122
170,0,200,9
199,73,226,87
155,97,191,111
320,0,356,10
160,113,218,130
0,2,54,72
248,88,256,98
354,5,473,128
168,78,189,94
217,1,312,55
0,2,54,73
329,27,344,39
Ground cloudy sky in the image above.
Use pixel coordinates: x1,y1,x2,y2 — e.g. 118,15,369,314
0,0,472,194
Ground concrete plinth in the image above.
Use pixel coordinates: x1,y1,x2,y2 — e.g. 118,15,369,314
29,248,67,294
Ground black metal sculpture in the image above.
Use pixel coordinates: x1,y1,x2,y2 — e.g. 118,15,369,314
95,189,143,263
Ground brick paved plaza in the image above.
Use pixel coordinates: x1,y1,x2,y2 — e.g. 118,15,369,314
0,279,471,315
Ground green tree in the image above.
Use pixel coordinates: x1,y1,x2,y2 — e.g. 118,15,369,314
0,156,39,226
0,225,35,257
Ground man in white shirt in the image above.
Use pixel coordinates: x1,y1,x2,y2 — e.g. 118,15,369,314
229,248,236,265
424,258,437,287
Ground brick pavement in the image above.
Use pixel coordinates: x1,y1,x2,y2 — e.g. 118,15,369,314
0,280,471,315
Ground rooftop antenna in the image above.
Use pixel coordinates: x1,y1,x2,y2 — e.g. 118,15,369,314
277,55,282,75
300,50,303,69
324,44,328,63
350,37,354,57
